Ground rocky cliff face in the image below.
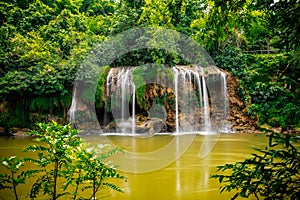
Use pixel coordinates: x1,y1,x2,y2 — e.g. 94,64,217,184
223,70,259,133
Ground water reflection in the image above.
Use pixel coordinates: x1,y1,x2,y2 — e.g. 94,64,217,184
89,134,196,173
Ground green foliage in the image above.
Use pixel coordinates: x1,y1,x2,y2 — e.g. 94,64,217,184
267,0,300,51
1,0,300,129
0,101,27,129
95,66,110,109
0,156,27,200
63,144,125,199
211,132,300,200
0,121,126,200
200,0,248,53
0,1,105,101
24,121,83,199
30,97,59,112
0,94,71,129
132,67,147,107
135,85,146,108
215,47,300,127
80,0,115,16
132,65,174,110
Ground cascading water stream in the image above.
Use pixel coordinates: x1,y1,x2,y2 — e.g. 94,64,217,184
195,72,203,108
104,69,114,125
221,72,228,117
172,66,212,133
107,67,136,133
173,68,180,133
188,71,193,101
221,72,230,132
200,68,211,132
69,86,77,124
132,84,136,134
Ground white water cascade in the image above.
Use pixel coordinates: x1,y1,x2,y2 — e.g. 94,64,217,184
106,67,136,133
220,72,230,132
132,84,136,134
172,66,212,133
69,65,230,134
173,68,180,133
200,68,211,132
69,86,77,124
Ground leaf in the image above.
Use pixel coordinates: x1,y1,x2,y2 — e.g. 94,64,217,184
219,176,224,183
231,192,239,200
103,182,124,193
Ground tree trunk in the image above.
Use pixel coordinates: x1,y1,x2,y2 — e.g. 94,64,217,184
53,160,58,200
11,171,19,200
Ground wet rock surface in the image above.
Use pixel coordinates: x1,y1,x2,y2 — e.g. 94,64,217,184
223,70,260,133
103,117,165,134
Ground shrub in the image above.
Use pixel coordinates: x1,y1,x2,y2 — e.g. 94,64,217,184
0,121,126,200
211,132,300,200
214,47,300,128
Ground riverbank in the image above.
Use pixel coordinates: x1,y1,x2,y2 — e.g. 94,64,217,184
224,70,299,135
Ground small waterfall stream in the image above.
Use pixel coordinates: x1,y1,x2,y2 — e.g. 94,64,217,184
173,68,180,133
132,84,136,134
201,68,211,132
69,86,77,124
221,72,230,132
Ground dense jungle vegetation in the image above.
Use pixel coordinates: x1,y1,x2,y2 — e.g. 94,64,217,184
0,0,299,131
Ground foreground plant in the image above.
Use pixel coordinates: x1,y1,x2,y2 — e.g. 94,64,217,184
0,121,125,200
63,144,125,200
0,156,26,200
211,132,300,200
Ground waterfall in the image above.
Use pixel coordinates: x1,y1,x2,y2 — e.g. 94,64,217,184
118,68,126,123
107,67,136,133
221,72,230,132
201,68,211,132
172,66,212,133
195,72,203,108
69,86,77,125
173,68,179,133
132,84,136,134
71,65,230,134
221,72,229,118
104,69,114,125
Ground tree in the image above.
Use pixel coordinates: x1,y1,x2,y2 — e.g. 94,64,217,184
201,0,248,54
267,0,300,51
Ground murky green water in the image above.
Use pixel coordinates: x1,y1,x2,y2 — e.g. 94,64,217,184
0,133,267,200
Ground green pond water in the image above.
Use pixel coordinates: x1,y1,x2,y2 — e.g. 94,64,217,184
0,133,267,200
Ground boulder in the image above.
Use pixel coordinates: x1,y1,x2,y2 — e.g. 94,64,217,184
104,118,166,134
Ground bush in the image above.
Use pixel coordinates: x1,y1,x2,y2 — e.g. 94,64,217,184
0,121,126,200
214,47,300,128
211,132,300,200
